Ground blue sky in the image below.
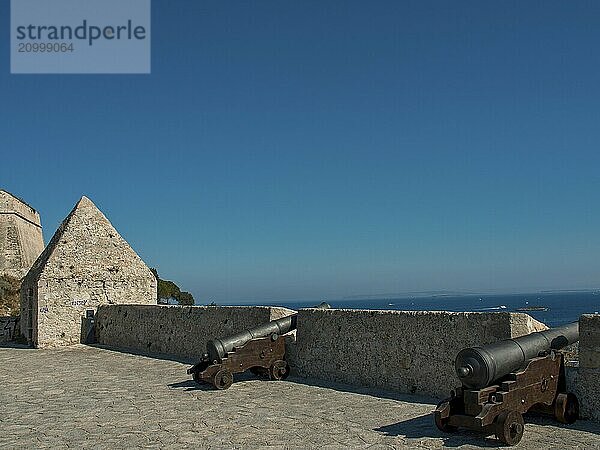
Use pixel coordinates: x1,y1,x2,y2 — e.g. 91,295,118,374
2,1,600,302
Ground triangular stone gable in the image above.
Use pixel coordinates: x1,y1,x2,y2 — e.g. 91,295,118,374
25,196,154,285
21,196,156,347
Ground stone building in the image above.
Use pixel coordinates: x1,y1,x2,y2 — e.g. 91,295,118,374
0,190,44,279
21,196,157,348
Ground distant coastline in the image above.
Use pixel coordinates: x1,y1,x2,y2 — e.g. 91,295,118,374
342,289,600,302
223,291,600,328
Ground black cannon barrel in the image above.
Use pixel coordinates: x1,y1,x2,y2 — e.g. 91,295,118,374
206,314,297,361
455,321,579,389
205,303,330,361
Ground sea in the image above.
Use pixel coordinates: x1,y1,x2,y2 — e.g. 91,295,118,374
226,291,600,327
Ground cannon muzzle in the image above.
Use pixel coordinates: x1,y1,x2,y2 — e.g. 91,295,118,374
455,321,579,389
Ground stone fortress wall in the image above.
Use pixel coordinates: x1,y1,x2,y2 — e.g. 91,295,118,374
95,304,295,361
93,304,600,422
292,309,546,397
575,314,600,421
0,190,44,279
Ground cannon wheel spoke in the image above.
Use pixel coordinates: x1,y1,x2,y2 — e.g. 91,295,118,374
495,410,524,446
213,369,233,390
269,360,290,381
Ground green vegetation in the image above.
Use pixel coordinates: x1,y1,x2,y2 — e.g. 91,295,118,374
0,274,21,316
150,268,195,306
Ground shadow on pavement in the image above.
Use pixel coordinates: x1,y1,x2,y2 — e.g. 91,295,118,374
86,344,195,365
376,412,600,448
0,342,32,349
286,375,437,404
375,413,501,448
168,371,262,392
525,413,600,435
168,379,214,391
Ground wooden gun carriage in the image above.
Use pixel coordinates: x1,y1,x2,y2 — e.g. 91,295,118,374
434,322,579,445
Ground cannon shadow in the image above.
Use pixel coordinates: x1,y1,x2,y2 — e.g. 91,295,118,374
168,370,263,392
375,412,600,447
524,413,600,434
85,343,196,365
375,414,503,448
168,379,215,391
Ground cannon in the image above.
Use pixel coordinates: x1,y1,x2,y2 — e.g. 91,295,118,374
187,303,329,389
434,322,579,446
187,315,295,389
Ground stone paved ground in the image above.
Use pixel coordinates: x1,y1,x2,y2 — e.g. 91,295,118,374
1,345,599,449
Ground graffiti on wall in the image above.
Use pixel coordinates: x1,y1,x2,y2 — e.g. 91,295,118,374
0,316,19,342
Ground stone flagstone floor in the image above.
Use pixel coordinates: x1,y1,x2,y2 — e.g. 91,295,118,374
0,345,599,449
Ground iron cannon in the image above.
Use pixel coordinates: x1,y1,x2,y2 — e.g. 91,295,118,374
434,321,580,446
455,322,578,390
205,314,297,363
188,303,329,389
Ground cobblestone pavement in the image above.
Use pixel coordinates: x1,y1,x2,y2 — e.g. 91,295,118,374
1,345,599,449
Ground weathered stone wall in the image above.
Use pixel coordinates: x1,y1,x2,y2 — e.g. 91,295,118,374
576,314,600,421
95,305,296,361
0,274,21,316
0,190,44,279
21,196,157,348
0,316,19,343
0,190,40,225
91,304,600,422
31,278,156,348
293,309,546,398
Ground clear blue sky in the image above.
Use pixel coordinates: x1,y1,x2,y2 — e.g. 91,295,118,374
2,1,600,302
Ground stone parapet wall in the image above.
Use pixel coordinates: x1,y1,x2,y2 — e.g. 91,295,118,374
576,314,600,421
93,305,600,423
293,309,546,398
95,305,296,361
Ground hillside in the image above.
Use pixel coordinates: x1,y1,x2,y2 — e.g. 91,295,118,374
151,268,195,305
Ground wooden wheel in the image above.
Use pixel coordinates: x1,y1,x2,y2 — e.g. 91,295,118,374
212,369,233,390
554,393,579,424
495,410,524,446
269,360,290,381
434,401,457,433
